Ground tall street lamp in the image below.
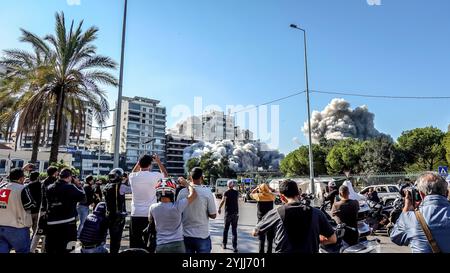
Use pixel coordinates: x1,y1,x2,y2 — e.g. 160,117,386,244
114,0,128,168
290,24,316,199
95,124,115,176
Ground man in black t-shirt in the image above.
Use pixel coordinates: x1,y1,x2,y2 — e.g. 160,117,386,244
331,185,360,246
252,180,337,253
218,180,239,252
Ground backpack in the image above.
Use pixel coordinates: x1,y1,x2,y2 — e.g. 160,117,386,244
277,202,313,252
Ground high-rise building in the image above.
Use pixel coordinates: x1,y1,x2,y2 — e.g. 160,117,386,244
169,110,254,144
110,96,167,170
165,134,196,177
19,108,93,151
72,150,114,178
87,138,111,153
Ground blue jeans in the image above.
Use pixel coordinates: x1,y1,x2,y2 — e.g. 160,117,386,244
184,236,212,253
81,244,109,254
0,226,30,253
77,205,90,237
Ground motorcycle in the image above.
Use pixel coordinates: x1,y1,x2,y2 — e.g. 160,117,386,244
366,201,394,235
318,201,381,253
386,196,404,236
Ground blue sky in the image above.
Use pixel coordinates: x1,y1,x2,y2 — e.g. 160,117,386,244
1,0,449,154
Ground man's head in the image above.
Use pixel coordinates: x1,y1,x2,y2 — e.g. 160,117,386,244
190,167,203,184
416,172,448,198
47,166,59,178
139,155,153,170
30,171,40,182
59,168,73,183
85,175,94,185
339,185,350,200
9,168,25,184
368,188,373,193
227,180,235,189
279,179,300,202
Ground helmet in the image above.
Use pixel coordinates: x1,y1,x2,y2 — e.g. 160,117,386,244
328,181,337,188
155,178,177,197
108,168,124,182
94,202,107,215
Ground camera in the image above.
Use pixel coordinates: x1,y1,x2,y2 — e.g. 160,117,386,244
402,186,422,204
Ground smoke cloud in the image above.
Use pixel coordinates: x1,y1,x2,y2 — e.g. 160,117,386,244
183,140,284,172
303,98,384,143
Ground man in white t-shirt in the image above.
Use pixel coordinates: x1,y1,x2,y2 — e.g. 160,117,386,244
129,154,168,249
177,167,217,253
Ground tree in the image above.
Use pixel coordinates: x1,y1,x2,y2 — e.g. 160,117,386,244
444,132,450,166
360,136,402,173
280,145,327,177
0,97,17,143
397,127,446,171
0,47,54,162
326,139,365,175
185,157,200,174
1,12,118,164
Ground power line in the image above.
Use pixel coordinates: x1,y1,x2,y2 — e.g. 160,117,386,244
311,90,450,100
231,91,306,115
230,89,450,117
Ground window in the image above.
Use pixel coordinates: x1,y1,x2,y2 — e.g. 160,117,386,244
129,103,140,110
361,187,372,194
388,186,399,193
376,186,387,193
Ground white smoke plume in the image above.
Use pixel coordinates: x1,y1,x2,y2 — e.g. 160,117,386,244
303,98,385,143
183,140,284,172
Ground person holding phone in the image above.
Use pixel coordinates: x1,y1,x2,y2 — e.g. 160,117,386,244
129,154,168,250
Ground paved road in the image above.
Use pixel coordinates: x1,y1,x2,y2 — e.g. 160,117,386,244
112,196,409,253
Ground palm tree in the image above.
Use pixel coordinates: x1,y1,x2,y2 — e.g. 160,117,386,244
0,46,55,162
0,97,17,143
1,12,118,163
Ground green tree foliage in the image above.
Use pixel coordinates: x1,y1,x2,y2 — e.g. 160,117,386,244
397,127,446,171
360,136,402,173
185,157,200,174
50,160,80,176
326,139,365,175
1,12,118,164
192,152,237,185
280,145,327,177
444,132,450,166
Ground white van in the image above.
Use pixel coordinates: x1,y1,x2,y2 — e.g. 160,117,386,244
215,178,237,199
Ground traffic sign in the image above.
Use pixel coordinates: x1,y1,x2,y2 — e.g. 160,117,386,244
438,166,448,177
242,178,253,184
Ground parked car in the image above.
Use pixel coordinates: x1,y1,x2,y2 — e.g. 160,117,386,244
360,184,401,206
215,178,237,199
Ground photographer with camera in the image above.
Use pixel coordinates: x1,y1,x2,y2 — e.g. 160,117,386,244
390,172,450,253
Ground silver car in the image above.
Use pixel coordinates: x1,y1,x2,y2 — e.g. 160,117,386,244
360,184,401,206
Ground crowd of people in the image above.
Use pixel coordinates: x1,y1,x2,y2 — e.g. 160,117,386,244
0,155,449,254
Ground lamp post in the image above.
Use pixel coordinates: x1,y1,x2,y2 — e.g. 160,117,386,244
114,0,128,168
290,24,316,199
95,124,115,176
